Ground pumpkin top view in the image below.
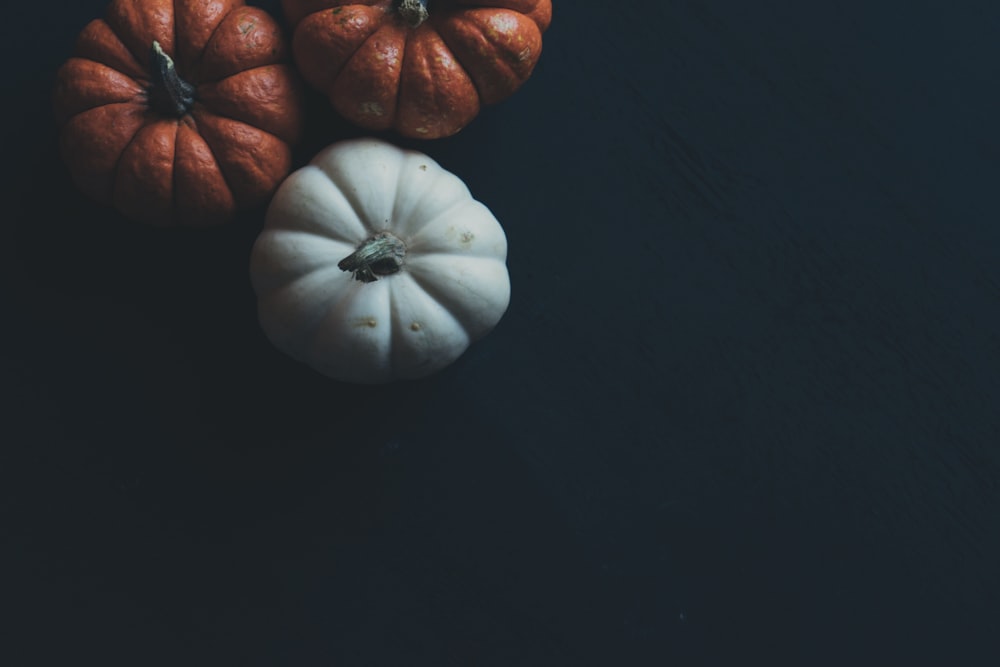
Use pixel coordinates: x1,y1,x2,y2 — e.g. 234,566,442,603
283,0,552,138
250,137,511,384
53,0,305,226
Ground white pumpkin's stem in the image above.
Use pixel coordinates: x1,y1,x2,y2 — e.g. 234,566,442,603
338,232,407,283
149,41,196,117
396,0,429,27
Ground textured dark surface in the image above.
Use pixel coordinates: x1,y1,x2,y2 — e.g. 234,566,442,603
3,1,999,665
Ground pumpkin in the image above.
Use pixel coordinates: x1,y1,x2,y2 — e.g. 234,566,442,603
250,137,511,383
53,0,305,226
282,0,552,138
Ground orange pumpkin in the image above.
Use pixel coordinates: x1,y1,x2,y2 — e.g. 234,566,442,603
53,0,305,226
282,0,552,139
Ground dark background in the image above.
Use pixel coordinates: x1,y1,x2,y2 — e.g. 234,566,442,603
3,1,999,665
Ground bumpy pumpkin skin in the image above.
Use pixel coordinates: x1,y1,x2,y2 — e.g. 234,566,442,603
53,0,305,226
282,0,552,139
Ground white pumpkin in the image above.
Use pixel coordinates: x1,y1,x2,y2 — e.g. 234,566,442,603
250,137,511,384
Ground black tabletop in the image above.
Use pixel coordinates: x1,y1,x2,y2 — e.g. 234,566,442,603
3,2,999,665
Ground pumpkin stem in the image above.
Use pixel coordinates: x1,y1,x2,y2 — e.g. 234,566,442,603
396,0,429,28
148,41,196,117
338,232,407,283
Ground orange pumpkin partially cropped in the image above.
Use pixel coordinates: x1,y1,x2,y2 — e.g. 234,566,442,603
53,0,305,226
283,0,552,139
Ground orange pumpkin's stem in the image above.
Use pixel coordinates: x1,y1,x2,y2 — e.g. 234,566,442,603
396,0,429,28
148,41,196,118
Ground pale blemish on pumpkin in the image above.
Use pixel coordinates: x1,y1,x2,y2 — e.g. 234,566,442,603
332,7,362,28
356,317,378,328
414,127,430,134
444,225,475,247
376,46,401,67
239,18,258,36
410,322,422,332
434,52,455,68
517,47,532,62
360,101,384,117
488,13,519,37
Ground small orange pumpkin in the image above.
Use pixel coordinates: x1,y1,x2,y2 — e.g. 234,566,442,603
282,0,552,139
53,0,305,226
